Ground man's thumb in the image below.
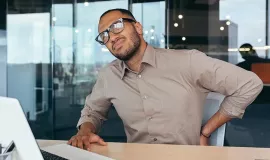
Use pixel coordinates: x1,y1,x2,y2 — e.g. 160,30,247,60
98,138,107,146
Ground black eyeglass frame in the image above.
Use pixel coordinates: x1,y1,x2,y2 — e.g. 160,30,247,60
95,18,137,45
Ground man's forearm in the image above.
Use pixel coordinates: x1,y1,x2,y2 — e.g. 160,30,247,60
201,110,232,137
80,122,96,133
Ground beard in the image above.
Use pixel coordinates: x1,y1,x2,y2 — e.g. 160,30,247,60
113,31,140,61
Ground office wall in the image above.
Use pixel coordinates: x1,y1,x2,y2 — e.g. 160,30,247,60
0,30,6,97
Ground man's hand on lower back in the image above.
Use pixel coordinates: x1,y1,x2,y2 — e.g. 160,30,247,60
200,135,209,146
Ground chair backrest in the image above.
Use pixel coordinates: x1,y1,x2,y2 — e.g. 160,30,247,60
202,92,226,146
251,63,270,84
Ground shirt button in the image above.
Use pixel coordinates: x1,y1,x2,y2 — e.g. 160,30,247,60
149,117,153,120
143,95,148,99
138,74,142,78
153,138,157,141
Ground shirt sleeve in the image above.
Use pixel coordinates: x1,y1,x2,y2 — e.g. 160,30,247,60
190,49,263,119
77,70,112,133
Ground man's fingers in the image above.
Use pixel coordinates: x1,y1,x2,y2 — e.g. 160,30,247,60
98,138,107,146
68,133,106,151
68,136,75,145
89,135,107,146
82,136,91,150
77,136,83,149
89,134,101,143
71,138,77,147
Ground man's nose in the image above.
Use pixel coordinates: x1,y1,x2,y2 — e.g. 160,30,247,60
109,32,119,43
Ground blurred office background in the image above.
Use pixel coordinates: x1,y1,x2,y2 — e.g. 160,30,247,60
0,0,270,147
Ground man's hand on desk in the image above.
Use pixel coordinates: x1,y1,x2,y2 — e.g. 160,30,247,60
67,130,107,151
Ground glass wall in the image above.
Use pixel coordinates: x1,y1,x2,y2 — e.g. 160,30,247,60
52,0,129,141
218,0,270,147
133,1,166,48
0,1,6,97
5,0,270,147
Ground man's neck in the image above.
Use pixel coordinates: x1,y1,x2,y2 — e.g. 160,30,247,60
125,41,147,73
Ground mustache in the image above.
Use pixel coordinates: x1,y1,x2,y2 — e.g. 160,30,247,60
112,37,124,50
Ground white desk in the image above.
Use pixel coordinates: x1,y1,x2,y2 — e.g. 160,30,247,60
38,140,270,160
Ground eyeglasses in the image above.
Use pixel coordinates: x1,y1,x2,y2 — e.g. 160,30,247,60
95,18,136,45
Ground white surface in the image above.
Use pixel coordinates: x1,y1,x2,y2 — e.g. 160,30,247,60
0,96,44,160
42,144,114,160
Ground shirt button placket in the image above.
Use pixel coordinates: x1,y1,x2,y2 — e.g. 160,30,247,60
136,73,154,142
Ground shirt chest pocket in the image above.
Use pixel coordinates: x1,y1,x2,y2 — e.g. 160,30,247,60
110,96,146,125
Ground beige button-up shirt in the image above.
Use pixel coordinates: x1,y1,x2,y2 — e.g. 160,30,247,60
77,45,263,145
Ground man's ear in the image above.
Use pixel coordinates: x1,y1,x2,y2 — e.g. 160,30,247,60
134,22,143,35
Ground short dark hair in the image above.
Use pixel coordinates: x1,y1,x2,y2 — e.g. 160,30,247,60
239,43,257,57
100,8,136,20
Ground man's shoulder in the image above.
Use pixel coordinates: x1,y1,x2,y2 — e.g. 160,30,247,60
154,47,202,58
97,59,122,77
153,47,205,63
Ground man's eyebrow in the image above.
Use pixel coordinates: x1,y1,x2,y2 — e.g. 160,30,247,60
99,21,113,32
99,19,119,33
98,24,107,33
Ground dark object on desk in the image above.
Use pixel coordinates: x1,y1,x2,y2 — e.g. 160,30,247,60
1,141,15,160
3,141,15,154
40,149,68,160
3,141,67,160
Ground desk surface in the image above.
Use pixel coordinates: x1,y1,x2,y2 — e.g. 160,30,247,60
38,140,270,160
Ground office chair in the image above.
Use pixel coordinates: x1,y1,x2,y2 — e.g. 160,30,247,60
251,63,270,84
202,92,226,146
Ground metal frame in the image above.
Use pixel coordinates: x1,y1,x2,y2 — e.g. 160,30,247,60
266,0,269,58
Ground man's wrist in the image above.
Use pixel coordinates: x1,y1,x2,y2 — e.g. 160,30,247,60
79,127,92,133
200,131,211,138
201,126,211,138
79,122,96,133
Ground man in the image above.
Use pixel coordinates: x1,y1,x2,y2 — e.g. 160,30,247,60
68,8,263,150
237,43,270,71
236,43,270,104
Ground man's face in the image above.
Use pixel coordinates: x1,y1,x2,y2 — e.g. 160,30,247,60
98,11,142,61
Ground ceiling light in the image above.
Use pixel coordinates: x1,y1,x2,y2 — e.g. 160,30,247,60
220,26,224,31
178,15,183,19
84,2,89,6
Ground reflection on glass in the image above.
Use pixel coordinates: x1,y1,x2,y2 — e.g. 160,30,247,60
7,12,53,139
132,1,166,48
220,0,266,62
52,0,128,140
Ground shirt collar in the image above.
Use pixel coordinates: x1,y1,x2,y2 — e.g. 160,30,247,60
119,44,156,79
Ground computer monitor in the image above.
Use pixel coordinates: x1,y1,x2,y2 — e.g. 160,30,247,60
0,97,112,160
0,97,70,160
0,96,44,160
